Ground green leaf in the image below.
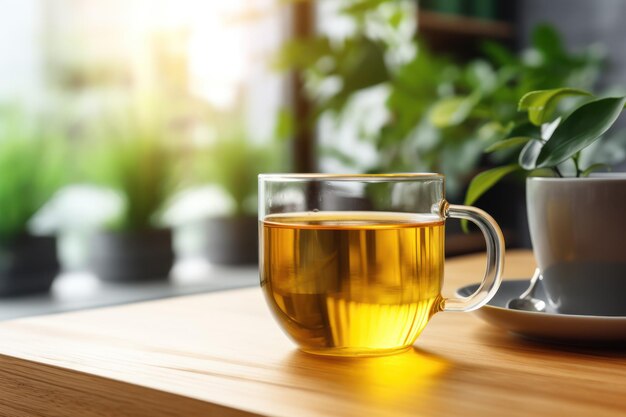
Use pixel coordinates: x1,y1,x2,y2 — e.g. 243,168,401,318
272,37,332,71
481,41,518,67
430,97,465,127
580,128,626,168
528,168,557,177
464,165,520,207
477,121,507,142
339,37,389,94
485,137,531,153
429,93,480,128
518,139,544,170
461,164,520,233
536,96,626,168
532,24,565,60
518,88,592,126
580,163,610,177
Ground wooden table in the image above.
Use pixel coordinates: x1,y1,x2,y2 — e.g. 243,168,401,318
1,250,625,417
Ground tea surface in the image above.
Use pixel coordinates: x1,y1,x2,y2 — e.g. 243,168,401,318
261,211,444,356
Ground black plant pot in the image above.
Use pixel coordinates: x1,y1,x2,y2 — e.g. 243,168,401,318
0,235,60,297
204,216,258,266
88,229,174,282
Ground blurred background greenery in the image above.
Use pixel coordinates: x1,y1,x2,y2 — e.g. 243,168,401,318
1,0,625,295
0,107,66,239
277,18,604,197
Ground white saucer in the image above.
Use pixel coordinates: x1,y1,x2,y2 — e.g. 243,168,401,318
456,280,626,344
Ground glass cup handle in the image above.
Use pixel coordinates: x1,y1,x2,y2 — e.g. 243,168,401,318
443,203,505,312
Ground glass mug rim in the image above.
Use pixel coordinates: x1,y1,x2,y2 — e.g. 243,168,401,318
259,172,443,182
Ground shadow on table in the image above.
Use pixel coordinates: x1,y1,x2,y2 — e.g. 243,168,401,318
475,326,626,357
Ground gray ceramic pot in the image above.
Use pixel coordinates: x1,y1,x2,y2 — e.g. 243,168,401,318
203,216,258,265
0,235,60,296
526,177,626,315
88,229,174,281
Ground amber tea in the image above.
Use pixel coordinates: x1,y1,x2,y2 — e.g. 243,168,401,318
261,211,444,356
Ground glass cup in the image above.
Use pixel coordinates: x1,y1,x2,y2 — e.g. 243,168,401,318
259,174,504,356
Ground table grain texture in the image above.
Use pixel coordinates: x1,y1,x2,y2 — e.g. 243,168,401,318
1,250,625,417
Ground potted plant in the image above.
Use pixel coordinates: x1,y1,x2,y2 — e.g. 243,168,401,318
0,108,65,295
193,130,284,265
464,88,626,208
85,106,179,281
465,88,626,315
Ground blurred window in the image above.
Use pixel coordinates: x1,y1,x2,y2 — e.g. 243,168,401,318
0,0,286,141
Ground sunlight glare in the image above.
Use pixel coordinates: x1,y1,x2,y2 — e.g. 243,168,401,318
185,0,248,108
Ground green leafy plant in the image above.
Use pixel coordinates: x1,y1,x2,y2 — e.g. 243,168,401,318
0,108,66,240
195,130,285,217
276,0,604,197
464,88,626,210
86,106,179,231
